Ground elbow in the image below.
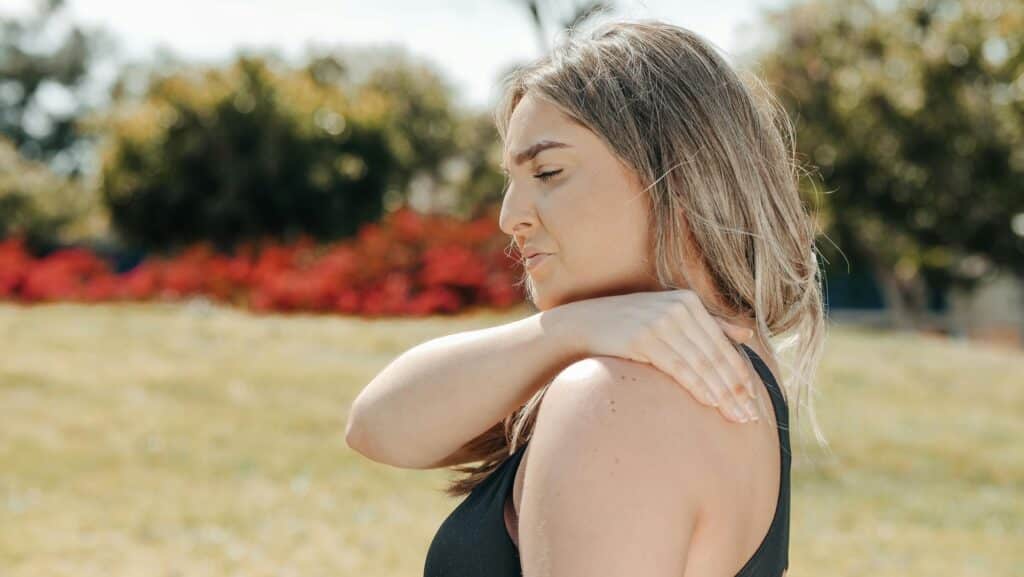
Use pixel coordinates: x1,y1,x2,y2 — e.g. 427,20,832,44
344,410,432,469
344,416,362,452
344,404,401,466
344,398,435,469
344,400,373,455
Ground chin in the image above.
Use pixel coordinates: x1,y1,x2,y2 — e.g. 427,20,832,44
525,279,559,312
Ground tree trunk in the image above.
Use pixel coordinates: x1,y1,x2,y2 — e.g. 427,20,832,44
873,265,913,330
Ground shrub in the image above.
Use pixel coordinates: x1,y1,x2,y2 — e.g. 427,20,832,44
95,56,394,251
0,206,527,316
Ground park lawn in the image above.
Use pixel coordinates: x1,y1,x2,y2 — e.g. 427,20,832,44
0,300,1021,577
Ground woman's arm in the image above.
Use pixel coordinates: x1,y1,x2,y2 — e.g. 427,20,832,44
344,304,587,469
345,289,761,469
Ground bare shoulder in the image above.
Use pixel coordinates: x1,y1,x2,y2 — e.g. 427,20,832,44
545,355,728,439
531,354,727,500
517,356,724,575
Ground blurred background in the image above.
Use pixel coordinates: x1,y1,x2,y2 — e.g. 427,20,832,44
0,0,1021,576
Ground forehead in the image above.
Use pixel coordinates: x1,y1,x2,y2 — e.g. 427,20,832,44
509,92,571,129
504,93,585,157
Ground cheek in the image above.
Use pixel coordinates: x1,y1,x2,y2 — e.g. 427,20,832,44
544,188,605,267
539,170,649,276
575,176,647,257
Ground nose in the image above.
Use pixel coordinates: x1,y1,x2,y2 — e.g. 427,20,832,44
497,181,538,237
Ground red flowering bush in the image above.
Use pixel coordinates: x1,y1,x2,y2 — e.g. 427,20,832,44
0,237,31,298
0,206,528,316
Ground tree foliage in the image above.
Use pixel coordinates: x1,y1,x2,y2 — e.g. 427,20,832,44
91,56,395,251
755,0,1024,324
0,135,103,244
0,0,110,173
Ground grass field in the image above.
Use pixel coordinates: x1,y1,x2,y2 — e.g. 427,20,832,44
1,300,1021,576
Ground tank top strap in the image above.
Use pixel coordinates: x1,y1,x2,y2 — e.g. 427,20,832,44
739,344,791,460
734,343,792,576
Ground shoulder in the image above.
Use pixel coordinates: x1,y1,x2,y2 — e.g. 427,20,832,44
516,356,720,575
537,355,725,459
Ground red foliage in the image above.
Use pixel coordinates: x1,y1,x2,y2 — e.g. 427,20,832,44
0,237,31,298
419,244,488,288
20,247,111,302
0,206,527,316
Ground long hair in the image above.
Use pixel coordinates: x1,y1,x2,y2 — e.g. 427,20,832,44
444,18,828,498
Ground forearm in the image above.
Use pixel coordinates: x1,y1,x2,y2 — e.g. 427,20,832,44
345,303,588,468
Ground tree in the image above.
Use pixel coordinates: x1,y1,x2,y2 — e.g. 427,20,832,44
0,134,104,244
91,55,395,251
337,47,463,209
753,0,1024,330
0,0,112,175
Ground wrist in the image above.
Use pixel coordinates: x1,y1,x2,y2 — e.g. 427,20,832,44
537,302,589,362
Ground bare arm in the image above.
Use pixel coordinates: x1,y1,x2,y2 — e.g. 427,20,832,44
344,304,587,469
345,289,762,469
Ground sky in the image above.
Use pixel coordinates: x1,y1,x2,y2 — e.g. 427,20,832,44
4,0,792,111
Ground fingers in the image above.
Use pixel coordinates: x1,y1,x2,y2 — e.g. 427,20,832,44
652,321,754,423
638,329,720,408
669,294,761,422
675,296,760,403
717,320,754,343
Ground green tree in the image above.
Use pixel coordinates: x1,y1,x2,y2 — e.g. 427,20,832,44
448,109,507,219
0,0,112,174
91,55,394,251
754,0,1024,329
341,48,462,209
0,135,104,244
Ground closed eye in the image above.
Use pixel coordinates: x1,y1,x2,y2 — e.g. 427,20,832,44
534,169,563,182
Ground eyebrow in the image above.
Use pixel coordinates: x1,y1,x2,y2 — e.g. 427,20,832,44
500,140,572,172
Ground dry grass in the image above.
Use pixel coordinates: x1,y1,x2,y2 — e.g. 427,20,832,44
0,300,1021,576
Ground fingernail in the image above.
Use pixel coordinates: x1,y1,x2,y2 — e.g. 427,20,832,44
744,400,759,421
730,406,748,422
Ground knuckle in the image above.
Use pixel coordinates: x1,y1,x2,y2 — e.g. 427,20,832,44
671,357,690,377
693,354,712,372
667,356,684,375
629,328,653,349
669,301,691,322
652,315,675,334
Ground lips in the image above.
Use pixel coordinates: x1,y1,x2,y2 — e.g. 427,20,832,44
522,251,551,265
524,252,551,269
521,247,551,260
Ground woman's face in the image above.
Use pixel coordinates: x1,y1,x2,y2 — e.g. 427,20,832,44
498,91,662,311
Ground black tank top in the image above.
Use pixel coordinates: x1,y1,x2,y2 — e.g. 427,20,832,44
424,343,790,577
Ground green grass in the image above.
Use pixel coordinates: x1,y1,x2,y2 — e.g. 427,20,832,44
0,301,1021,576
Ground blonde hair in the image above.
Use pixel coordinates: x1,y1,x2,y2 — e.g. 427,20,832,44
444,18,828,497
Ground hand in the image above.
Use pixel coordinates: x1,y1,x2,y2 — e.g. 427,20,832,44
561,289,762,423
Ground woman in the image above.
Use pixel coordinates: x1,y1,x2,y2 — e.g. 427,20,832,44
347,19,826,577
